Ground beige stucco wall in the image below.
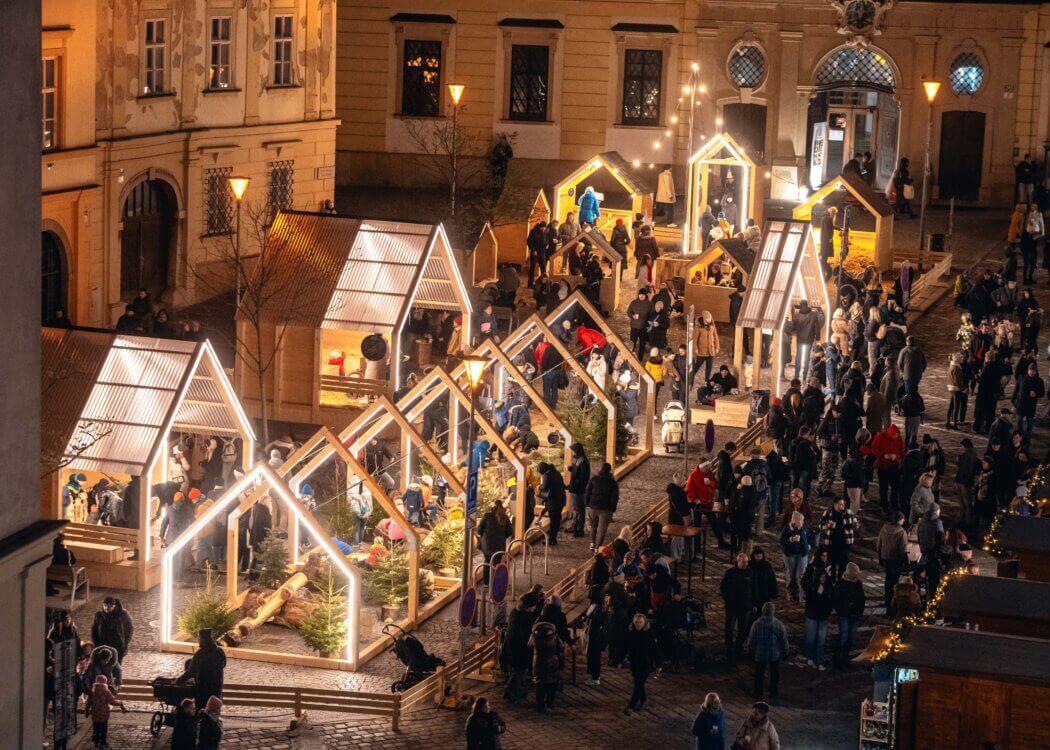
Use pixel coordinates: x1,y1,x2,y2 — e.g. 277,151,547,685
42,0,337,326
336,0,1038,207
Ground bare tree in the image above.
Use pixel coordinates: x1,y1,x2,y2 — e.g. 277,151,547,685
40,361,113,480
190,201,322,452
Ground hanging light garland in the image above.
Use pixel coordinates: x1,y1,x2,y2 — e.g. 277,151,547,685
871,566,972,663
983,462,1049,555
637,61,710,166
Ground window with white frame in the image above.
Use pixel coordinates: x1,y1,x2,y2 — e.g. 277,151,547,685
273,15,294,86
144,19,167,94
208,16,232,89
42,57,57,150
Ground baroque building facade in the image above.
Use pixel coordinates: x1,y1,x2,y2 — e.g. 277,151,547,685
42,0,337,327
336,0,1050,208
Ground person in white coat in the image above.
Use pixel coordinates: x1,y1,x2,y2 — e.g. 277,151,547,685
657,167,677,226
347,478,373,546
587,349,608,394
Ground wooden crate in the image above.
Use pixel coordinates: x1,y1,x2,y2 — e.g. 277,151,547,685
690,394,750,429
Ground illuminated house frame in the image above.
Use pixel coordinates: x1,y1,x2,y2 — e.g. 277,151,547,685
733,221,832,396
682,132,758,255
548,228,624,312
41,329,255,591
159,461,363,670
237,211,473,425
552,152,654,232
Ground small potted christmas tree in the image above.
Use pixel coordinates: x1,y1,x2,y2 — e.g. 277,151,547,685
299,568,348,659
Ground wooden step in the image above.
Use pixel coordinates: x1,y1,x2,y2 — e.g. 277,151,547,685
67,540,125,563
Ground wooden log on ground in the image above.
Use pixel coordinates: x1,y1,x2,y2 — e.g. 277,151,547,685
223,572,308,646
280,593,320,628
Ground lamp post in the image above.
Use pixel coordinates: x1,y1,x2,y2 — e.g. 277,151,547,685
448,83,465,217
456,354,488,701
917,80,941,267
228,176,250,308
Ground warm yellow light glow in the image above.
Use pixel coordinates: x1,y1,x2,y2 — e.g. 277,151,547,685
462,355,488,390
716,117,724,127
228,176,250,201
670,115,679,124
691,62,700,72
664,129,672,137
448,83,465,105
631,159,641,168
922,80,941,102
699,84,707,94
652,140,662,149
765,171,772,178
682,85,692,95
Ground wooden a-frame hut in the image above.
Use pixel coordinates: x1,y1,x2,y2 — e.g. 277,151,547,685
793,172,895,270
490,186,551,269
548,227,624,312
553,152,654,233
684,236,756,323
682,132,758,254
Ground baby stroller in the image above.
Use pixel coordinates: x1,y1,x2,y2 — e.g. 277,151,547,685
383,623,445,692
661,400,686,453
148,676,195,736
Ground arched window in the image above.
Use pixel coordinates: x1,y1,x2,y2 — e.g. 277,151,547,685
728,44,766,89
42,231,67,323
949,52,985,95
815,46,896,92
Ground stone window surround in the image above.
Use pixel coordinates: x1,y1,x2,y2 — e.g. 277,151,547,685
393,22,452,119
611,31,675,129
499,28,561,125
40,30,69,151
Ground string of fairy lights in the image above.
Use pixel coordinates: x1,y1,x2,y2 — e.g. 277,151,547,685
626,62,716,171
873,462,1050,663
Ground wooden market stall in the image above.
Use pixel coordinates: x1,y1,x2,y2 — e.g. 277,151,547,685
684,236,756,323
997,515,1050,582
469,222,499,287
682,132,759,255
237,211,473,425
159,461,364,671
886,626,1050,750
41,328,254,590
501,313,619,475
793,172,895,271
938,575,1050,640
490,186,551,269
552,152,654,233
543,291,656,477
548,227,623,313
732,220,831,398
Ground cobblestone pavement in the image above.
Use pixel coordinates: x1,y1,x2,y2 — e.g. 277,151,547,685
55,207,1042,749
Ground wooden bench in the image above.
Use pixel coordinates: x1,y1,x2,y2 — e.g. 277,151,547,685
66,540,125,563
46,564,90,610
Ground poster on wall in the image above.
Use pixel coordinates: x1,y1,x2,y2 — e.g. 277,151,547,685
810,122,827,190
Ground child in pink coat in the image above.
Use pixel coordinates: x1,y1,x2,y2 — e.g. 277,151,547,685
85,674,125,748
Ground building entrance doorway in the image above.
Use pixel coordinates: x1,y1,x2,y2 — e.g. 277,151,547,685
120,178,176,302
806,46,900,192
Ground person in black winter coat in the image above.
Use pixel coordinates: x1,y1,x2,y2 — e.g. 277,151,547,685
748,547,779,614
720,553,755,665
536,595,572,645
624,613,659,714
465,696,506,750
537,462,567,546
177,629,227,710
501,593,540,702
91,597,135,662
583,600,608,685
170,697,197,750
832,562,866,666
584,463,619,550
567,443,590,537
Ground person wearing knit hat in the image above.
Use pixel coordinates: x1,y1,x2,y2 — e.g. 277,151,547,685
833,562,865,667
197,695,223,750
85,672,125,747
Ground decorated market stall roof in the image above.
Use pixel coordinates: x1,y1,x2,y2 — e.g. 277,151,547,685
555,227,623,264
41,328,253,476
795,172,894,220
736,220,829,331
492,185,550,227
691,236,756,275
888,626,1050,685
555,151,655,197
938,575,1050,622
254,211,471,335
999,515,1050,553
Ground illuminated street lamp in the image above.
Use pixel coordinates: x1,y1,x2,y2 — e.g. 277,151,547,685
227,176,250,307
448,84,465,216
918,81,941,266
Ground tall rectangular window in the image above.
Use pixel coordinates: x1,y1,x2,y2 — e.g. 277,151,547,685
144,19,167,94
42,57,57,150
208,16,232,89
204,167,234,236
509,45,549,122
267,160,294,222
401,40,442,117
273,15,294,86
621,49,662,126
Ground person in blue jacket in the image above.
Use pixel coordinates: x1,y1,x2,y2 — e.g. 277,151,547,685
578,186,601,226
691,691,726,749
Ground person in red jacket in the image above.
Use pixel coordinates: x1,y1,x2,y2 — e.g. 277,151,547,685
577,325,608,356
534,340,550,370
871,424,904,515
686,460,726,547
